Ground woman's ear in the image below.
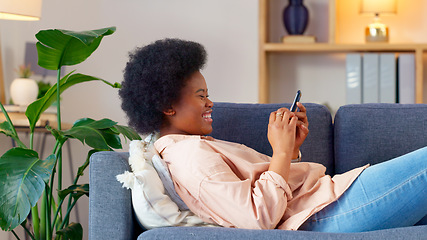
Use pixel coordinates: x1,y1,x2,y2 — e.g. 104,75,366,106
163,108,175,116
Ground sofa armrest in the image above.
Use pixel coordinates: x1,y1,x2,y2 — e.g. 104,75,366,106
334,104,427,173
89,151,138,240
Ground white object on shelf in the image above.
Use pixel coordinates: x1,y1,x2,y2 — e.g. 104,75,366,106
10,78,39,106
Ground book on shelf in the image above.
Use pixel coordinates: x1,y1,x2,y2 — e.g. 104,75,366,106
345,54,362,104
397,53,416,104
362,53,380,103
282,35,316,43
379,53,397,103
345,52,414,105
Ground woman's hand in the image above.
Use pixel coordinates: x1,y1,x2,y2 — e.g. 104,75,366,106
293,102,309,157
266,104,308,181
267,108,297,180
267,108,297,157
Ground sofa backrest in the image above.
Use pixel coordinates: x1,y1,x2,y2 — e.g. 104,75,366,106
210,102,335,175
334,104,427,174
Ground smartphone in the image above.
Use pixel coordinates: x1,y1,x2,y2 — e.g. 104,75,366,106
290,90,302,112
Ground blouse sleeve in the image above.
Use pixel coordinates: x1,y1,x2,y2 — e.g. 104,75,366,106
198,169,292,229
185,141,293,229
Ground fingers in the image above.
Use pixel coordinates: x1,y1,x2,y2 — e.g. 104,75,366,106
296,102,306,112
297,121,309,134
271,108,295,123
294,102,309,127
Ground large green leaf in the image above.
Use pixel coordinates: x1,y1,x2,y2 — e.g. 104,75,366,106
0,149,55,230
113,125,142,141
25,73,117,133
62,118,119,150
56,222,83,240
77,149,101,178
36,27,116,70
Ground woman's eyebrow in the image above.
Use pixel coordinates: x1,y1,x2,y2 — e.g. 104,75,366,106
195,89,207,93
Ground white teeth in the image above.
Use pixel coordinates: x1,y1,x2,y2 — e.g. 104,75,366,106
203,113,211,118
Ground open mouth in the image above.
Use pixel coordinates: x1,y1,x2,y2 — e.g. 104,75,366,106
202,112,212,122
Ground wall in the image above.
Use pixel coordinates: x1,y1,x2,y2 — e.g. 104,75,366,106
0,0,258,239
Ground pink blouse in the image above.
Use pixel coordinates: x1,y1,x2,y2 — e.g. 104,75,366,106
154,134,368,230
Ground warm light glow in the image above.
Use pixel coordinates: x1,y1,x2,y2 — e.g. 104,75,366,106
0,0,42,21
361,0,396,15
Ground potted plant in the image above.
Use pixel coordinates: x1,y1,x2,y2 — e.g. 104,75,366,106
10,64,39,106
0,26,141,240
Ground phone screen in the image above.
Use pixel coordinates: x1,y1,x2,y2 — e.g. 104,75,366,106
290,90,302,112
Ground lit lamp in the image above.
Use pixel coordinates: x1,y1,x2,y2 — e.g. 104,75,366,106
0,0,42,104
361,0,396,43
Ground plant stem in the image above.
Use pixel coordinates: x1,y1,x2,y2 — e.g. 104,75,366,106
55,69,63,192
59,198,77,230
58,149,62,197
20,222,36,240
51,197,65,232
31,205,40,240
55,68,63,237
30,132,34,150
52,141,61,155
45,187,52,240
50,194,60,231
49,140,64,234
56,69,62,131
39,192,46,240
11,230,20,240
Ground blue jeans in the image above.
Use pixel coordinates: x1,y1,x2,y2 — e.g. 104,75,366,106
300,146,427,232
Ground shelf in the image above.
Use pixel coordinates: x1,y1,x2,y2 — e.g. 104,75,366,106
258,0,426,104
262,43,427,52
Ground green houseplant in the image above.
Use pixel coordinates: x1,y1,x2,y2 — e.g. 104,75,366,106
0,26,141,240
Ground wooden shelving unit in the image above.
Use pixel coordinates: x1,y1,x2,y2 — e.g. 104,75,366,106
259,0,426,104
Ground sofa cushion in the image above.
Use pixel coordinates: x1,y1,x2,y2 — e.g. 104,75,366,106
210,102,334,175
334,104,427,173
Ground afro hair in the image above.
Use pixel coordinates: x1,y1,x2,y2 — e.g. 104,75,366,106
119,38,207,134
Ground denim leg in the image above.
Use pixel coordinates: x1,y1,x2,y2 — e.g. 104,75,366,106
300,147,427,232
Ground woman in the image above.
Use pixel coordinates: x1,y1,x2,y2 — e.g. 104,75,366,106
119,38,426,232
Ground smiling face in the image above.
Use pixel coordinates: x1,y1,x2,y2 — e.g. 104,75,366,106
160,71,214,136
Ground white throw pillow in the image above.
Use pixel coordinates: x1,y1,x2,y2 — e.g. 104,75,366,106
116,136,209,229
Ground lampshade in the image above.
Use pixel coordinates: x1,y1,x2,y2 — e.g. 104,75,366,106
361,0,397,15
0,0,42,21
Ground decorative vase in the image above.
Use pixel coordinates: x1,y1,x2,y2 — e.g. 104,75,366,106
10,78,39,106
282,0,309,35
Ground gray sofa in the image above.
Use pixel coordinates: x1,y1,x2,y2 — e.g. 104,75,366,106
89,103,427,239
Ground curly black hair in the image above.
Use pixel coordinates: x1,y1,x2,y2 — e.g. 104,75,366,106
119,38,207,134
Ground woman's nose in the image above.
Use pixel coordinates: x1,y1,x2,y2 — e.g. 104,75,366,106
207,98,213,108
